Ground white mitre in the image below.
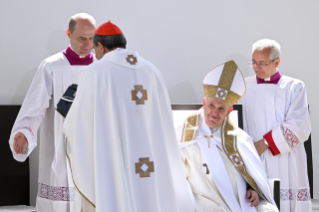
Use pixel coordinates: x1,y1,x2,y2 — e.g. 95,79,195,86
203,60,246,106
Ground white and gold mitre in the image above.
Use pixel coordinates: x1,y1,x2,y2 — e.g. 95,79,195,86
203,60,246,106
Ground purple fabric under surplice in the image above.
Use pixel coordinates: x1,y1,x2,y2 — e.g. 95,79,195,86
62,46,94,66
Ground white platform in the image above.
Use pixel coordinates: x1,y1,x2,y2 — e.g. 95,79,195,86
0,206,36,212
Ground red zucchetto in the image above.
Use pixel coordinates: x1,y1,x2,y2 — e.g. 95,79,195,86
95,21,123,36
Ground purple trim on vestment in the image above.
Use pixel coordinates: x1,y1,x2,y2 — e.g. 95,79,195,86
256,70,282,84
62,46,94,66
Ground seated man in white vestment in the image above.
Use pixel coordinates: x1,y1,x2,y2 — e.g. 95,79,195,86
177,60,279,212
63,21,194,212
239,39,312,212
8,13,96,212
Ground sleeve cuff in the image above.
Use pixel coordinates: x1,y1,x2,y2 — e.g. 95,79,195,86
263,130,280,156
9,129,37,162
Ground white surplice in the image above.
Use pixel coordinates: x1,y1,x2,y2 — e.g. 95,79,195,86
240,75,312,212
63,48,194,212
8,51,91,212
177,109,278,212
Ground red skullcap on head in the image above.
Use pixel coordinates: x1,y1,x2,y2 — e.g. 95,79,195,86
95,21,123,36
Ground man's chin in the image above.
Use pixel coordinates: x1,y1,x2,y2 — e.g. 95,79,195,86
256,72,271,79
80,50,90,56
208,122,219,129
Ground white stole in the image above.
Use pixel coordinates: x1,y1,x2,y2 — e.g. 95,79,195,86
197,134,257,212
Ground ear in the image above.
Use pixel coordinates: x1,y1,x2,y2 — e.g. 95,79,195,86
97,42,107,54
226,106,233,117
66,29,71,39
203,98,206,106
274,58,281,68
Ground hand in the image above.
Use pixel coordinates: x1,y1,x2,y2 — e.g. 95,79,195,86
13,132,28,154
246,188,259,207
254,139,268,156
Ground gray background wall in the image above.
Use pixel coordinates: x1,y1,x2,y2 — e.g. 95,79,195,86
1,0,318,206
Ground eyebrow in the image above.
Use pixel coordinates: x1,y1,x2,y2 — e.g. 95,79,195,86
253,59,266,63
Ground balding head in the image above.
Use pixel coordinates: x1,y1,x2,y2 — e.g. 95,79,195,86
68,13,96,34
66,13,96,56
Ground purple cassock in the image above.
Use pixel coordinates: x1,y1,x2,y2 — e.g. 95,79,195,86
256,70,282,85
62,46,94,65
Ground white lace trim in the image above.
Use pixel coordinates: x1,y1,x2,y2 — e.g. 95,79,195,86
280,188,311,201
280,124,300,149
37,182,76,202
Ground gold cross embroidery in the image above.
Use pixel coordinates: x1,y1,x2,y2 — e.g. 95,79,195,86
135,157,155,178
204,135,214,148
126,55,138,65
230,153,243,166
131,85,148,105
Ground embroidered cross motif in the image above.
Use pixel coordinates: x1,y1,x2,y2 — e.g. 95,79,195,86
126,55,138,65
203,163,210,174
229,153,243,166
135,157,155,178
131,85,148,105
216,88,228,100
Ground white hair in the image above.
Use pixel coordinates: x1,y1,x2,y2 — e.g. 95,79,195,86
252,39,281,60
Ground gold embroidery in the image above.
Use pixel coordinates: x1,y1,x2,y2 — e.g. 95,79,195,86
203,85,241,105
216,88,227,99
204,135,214,148
225,91,241,106
218,61,238,90
180,111,201,142
131,85,148,105
65,139,96,208
135,157,155,178
221,118,269,202
126,55,138,65
202,60,243,106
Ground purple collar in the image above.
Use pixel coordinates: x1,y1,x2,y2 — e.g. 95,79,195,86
256,70,282,84
62,46,94,66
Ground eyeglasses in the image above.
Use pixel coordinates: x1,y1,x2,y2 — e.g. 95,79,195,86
248,59,276,67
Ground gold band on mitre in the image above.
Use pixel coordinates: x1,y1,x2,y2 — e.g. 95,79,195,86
203,60,245,106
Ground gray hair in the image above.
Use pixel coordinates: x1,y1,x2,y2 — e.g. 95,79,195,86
252,39,281,60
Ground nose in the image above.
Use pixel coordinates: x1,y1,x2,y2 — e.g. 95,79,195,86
84,39,90,46
211,108,218,116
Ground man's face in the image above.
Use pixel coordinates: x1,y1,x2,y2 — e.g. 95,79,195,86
252,48,279,79
69,19,96,56
203,97,232,128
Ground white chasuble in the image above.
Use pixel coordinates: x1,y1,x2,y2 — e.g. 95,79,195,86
8,52,89,212
63,48,193,212
177,109,278,212
240,75,312,212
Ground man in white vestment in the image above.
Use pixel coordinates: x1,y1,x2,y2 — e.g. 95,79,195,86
63,21,194,212
9,13,96,212
177,60,279,212
239,39,312,212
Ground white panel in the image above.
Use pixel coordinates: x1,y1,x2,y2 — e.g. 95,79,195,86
230,70,245,96
203,64,224,85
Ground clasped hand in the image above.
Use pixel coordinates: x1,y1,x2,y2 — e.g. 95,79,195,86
13,132,28,154
246,188,260,207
